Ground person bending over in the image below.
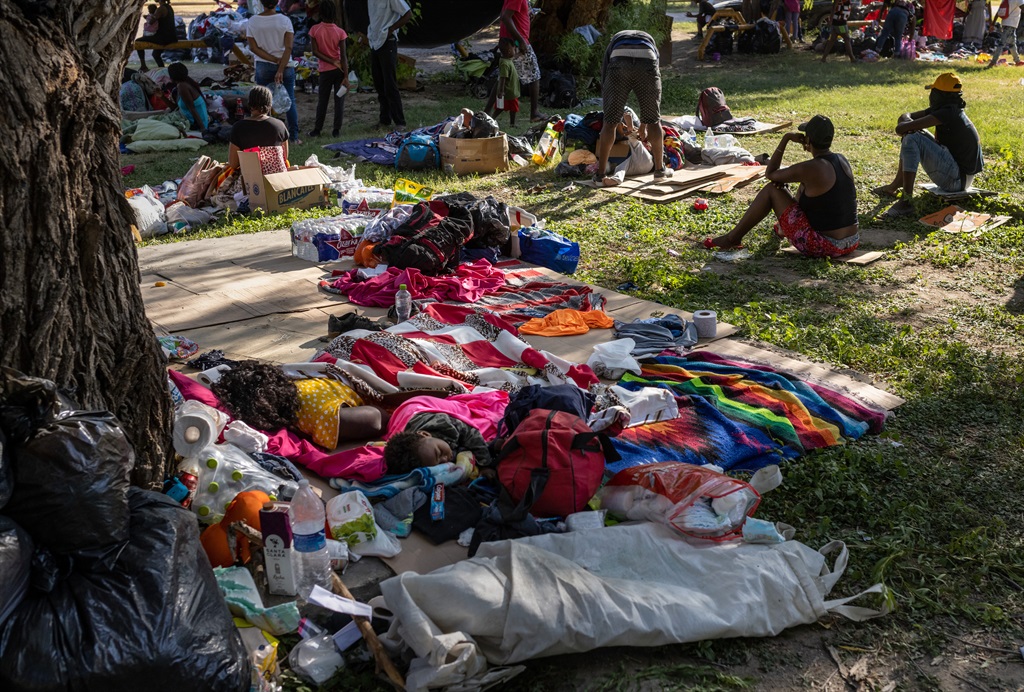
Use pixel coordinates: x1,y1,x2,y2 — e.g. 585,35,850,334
595,30,672,186
384,411,492,477
705,115,860,259
873,72,983,216
167,62,209,130
229,85,289,170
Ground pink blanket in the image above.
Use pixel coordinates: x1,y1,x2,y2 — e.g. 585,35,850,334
321,260,506,307
386,390,510,439
168,370,387,482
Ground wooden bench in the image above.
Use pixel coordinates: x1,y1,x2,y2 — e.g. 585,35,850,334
697,10,795,60
133,39,252,67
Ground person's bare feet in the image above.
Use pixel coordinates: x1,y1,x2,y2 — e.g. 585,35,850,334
601,176,619,187
871,185,899,198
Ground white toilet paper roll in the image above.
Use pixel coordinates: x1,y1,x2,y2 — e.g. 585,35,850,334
197,364,231,387
693,310,718,339
172,411,219,458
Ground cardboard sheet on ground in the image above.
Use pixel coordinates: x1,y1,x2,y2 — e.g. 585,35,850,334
918,183,996,200
696,338,904,410
667,115,794,135
580,164,740,194
700,166,765,194
918,206,1012,235
380,522,885,692
780,246,885,265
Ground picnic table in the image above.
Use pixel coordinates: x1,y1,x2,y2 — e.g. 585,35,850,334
133,39,252,67
697,9,795,60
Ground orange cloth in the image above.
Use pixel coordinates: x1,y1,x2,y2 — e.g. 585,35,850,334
518,309,615,336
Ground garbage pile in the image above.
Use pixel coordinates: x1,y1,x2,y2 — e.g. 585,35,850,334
0,369,250,691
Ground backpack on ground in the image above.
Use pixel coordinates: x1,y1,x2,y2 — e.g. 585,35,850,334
498,384,595,437
379,202,472,275
737,28,757,53
753,18,782,54
696,86,734,128
395,134,440,171
495,409,619,518
706,22,736,57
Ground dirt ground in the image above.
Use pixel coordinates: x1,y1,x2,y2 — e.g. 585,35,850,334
129,18,1024,692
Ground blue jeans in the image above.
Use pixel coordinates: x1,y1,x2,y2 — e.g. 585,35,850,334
901,131,963,191
874,6,909,56
255,61,299,141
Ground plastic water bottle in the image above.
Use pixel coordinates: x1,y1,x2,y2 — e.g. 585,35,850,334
395,283,412,323
289,480,332,599
532,122,559,165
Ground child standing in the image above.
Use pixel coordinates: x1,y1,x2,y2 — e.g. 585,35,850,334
492,37,520,128
308,0,349,137
784,0,802,42
821,0,857,62
137,4,160,71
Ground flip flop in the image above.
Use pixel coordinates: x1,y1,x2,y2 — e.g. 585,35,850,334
530,115,549,123
871,186,898,198
703,237,743,250
884,200,916,217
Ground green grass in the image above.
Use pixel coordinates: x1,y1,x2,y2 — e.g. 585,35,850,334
129,28,1024,690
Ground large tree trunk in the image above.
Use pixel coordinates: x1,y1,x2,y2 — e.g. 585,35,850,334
532,0,615,55
0,0,173,488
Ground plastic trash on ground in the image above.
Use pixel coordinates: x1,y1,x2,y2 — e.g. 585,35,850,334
215,565,301,636
599,462,760,540
190,443,299,524
587,338,642,380
288,632,344,685
126,185,168,238
291,214,367,263
0,516,32,628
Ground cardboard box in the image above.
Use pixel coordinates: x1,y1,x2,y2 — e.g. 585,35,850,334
438,133,510,175
238,150,331,213
260,502,298,596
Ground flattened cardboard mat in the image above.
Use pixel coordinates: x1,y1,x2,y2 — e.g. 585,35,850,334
780,246,885,265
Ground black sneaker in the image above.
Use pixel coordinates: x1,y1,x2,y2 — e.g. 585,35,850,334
307,130,321,137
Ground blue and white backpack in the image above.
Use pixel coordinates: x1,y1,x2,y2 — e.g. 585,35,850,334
395,134,440,170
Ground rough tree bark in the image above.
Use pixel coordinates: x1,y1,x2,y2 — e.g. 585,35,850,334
532,0,615,55
0,0,173,488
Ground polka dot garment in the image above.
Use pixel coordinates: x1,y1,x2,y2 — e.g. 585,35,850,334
294,378,363,449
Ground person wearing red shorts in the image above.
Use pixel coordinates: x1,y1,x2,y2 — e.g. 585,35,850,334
705,115,860,259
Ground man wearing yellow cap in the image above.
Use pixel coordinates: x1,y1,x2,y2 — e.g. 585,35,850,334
874,72,983,216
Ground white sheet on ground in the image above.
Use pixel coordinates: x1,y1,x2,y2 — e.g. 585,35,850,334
380,522,887,691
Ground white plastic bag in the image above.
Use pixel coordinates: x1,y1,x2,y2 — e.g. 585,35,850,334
587,338,642,380
326,491,377,546
270,82,291,115
304,154,356,183
126,186,168,238
704,131,740,148
165,201,213,229
288,633,344,685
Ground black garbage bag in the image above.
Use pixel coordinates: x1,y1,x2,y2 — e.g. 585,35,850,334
469,111,500,139
0,489,251,692
506,134,534,159
1,369,132,566
0,517,32,629
0,429,11,511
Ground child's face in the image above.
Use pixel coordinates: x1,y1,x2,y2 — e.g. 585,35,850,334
500,41,514,58
415,432,453,466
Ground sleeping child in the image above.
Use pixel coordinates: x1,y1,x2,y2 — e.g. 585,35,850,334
384,410,492,477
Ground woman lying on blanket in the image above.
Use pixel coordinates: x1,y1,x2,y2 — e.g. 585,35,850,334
703,115,860,259
213,361,401,450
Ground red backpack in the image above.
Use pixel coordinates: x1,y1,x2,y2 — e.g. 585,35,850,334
696,87,734,128
495,409,619,518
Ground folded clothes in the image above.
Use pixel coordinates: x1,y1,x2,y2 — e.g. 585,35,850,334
519,308,615,336
613,315,698,356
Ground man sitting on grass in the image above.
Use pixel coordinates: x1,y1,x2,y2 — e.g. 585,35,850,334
873,72,983,216
704,115,860,259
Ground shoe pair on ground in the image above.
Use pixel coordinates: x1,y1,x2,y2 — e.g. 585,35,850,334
870,185,917,217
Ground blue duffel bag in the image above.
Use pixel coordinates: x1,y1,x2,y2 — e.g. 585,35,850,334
518,228,580,275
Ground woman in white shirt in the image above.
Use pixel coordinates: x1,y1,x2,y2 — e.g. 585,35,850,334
246,0,301,143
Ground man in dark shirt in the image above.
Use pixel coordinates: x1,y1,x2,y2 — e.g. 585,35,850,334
875,72,983,216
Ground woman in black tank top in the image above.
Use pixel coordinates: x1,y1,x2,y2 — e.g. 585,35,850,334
705,115,860,259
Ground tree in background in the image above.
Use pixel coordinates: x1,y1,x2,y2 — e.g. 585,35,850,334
0,0,173,488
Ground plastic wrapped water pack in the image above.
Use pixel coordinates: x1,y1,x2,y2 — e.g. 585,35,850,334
291,214,367,263
191,443,299,524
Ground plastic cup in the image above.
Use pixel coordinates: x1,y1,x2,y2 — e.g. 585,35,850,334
336,84,348,98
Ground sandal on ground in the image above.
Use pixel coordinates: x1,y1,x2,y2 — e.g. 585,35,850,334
871,186,898,198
